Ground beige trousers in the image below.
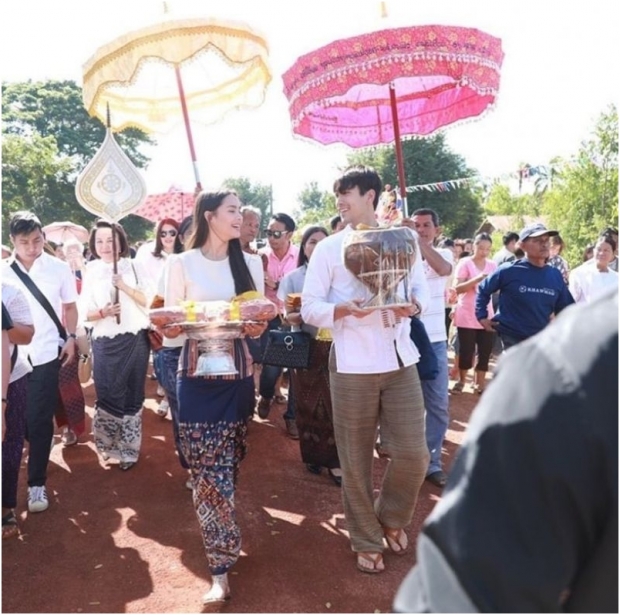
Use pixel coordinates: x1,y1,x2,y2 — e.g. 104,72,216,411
329,352,429,553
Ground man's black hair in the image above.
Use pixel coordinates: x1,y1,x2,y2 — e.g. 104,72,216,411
330,214,342,231
333,165,382,209
411,208,440,227
502,231,520,246
9,211,43,237
270,212,296,233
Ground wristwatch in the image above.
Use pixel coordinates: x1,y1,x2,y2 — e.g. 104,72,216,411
68,333,77,340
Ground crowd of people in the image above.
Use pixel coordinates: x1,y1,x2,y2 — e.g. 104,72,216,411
2,165,617,606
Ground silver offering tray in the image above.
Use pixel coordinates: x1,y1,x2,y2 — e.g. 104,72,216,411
169,321,255,377
171,321,247,340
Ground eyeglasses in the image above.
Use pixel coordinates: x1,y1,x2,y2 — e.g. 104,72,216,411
265,230,289,239
160,230,178,238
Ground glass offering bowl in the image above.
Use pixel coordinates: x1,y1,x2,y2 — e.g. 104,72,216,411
173,321,247,377
342,226,417,308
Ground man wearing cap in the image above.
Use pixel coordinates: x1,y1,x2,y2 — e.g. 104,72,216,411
475,223,574,351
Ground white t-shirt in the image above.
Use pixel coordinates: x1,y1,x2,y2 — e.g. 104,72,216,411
164,249,265,306
420,247,454,343
3,253,78,366
569,261,619,304
2,280,34,383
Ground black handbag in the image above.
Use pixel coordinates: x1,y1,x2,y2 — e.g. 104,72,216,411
262,330,311,369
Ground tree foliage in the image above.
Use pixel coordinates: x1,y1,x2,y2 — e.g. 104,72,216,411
222,177,273,230
345,134,484,237
541,105,618,267
293,182,337,231
2,80,154,243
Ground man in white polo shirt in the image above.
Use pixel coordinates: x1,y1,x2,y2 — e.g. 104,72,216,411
302,165,430,574
403,209,454,489
3,211,79,513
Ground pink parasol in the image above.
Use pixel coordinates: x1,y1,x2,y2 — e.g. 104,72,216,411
282,25,504,215
133,186,196,223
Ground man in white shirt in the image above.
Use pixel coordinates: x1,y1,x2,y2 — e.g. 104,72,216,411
302,165,430,574
3,212,79,514
403,210,454,489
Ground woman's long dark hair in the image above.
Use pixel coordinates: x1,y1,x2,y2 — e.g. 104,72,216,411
152,217,182,257
297,225,328,267
187,189,256,295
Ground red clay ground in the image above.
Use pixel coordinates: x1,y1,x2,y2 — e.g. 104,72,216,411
2,364,480,613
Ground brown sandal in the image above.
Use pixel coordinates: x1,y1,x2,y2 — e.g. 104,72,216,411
383,527,408,555
356,552,385,574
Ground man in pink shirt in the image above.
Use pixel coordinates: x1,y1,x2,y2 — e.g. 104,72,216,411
257,213,300,438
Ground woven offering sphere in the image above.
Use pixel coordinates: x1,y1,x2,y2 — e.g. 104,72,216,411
343,226,417,307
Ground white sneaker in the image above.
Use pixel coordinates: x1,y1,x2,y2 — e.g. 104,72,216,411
61,427,78,447
156,385,165,397
28,486,49,513
156,399,169,417
202,573,230,604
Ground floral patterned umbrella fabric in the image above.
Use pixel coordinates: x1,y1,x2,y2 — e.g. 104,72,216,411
282,25,503,214
133,186,196,223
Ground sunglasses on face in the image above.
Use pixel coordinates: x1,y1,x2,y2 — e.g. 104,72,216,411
265,230,289,239
160,230,178,238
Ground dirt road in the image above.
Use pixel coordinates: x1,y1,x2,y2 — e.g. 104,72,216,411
2,373,479,613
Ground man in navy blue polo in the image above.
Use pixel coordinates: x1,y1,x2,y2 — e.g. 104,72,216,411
476,223,574,351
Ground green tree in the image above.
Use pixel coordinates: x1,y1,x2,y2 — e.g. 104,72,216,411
541,105,618,267
222,177,273,230
2,79,154,243
346,134,484,237
293,182,337,231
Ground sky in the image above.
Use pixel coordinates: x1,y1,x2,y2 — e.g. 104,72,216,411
1,0,618,216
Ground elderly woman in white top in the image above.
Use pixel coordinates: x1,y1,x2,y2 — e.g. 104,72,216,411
78,221,150,471
569,235,619,303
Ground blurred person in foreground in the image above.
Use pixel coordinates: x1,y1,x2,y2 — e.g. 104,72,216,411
394,288,618,613
302,165,430,574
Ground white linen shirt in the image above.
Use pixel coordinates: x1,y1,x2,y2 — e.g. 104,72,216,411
301,226,429,374
420,247,454,343
2,280,34,383
569,261,619,304
3,253,78,366
134,241,168,303
78,258,150,339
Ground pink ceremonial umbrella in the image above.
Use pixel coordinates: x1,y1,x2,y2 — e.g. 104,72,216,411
133,186,197,223
282,25,504,215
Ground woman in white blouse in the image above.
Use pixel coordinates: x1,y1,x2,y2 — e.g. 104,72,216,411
569,235,618,304
135,218,183,417
162,190,266,605
78,221,150,471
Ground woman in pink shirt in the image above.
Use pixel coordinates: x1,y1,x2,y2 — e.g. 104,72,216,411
452,233,497,394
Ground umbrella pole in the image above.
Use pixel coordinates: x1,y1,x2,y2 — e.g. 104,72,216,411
175,65,202,193
389,83,408,218
111,224,121,325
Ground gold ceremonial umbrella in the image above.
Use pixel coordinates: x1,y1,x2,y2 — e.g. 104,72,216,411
81,17,272,191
